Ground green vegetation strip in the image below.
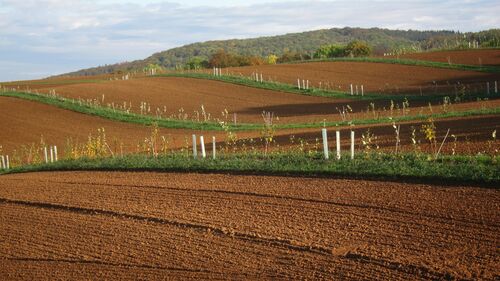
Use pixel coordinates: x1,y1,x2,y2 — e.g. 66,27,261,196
160,72,495,103
1,153,498,186
292,57,500,73
1,91,499,131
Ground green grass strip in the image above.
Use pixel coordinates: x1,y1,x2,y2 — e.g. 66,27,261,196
1,90,499,131
1,152,498,186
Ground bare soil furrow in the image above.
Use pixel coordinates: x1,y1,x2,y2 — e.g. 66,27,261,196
4,177,497,231
0,198,333,256
342,252,458,280
1,171,498,279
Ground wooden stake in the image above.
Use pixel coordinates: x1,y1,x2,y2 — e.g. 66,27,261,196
0,155,5,169
350,84,353,95
297,79,301,89
44,147,48,163
5,155,9,170
54,146,58,161
435,129,451,159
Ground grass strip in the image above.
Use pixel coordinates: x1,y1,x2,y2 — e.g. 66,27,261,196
1,90,499,131
1,152,498,186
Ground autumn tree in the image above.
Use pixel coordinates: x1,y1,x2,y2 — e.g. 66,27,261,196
345,40,372,57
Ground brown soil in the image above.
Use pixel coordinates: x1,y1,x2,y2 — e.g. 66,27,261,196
8,75,500,125
395,49,500,66
1,75,114,90
0,96,231,154
1,95,498,157
226,61,499,94
41,76,350,123
0,171,498,280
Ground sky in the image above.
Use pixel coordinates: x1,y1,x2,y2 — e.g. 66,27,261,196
0,0,499,81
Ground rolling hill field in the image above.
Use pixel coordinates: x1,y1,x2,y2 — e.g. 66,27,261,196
1,48,499,280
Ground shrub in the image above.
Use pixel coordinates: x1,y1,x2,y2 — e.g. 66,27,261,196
345,40,372,57
277,51,303,63
314,44,346,58
266,54,278,64
209,49,236,67
208,49,264,67
186,57,209,70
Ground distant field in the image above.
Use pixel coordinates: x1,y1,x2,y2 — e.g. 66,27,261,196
393,49,500,66
34,77,345,124
225,60,499,94
4,74,500,126
2,51,500,155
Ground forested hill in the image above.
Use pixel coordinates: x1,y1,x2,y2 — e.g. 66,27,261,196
61,27,499,77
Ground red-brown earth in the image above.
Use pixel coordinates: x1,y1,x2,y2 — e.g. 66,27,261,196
0,171,498,280
394,49,500,66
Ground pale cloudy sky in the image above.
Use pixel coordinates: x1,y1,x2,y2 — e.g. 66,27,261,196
0,0,499,81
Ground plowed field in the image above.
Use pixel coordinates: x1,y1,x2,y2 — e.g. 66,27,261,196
8,75,500,124
0,96,229,154
0,171,498,280
1,95,498,156
41,77,344,123
394,49,500,66
227,61,499,94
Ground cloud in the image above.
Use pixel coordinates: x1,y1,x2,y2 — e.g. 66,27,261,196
0,0,499,81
